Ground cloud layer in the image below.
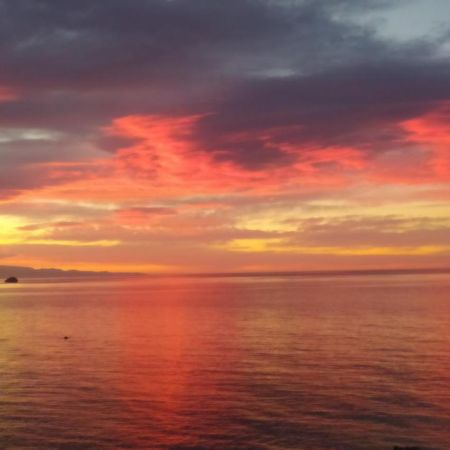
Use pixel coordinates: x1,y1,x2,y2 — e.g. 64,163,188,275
0,0,449,271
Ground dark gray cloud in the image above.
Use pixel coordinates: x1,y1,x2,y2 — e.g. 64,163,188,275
0,0,423,92
192,60,450,167
0,0,309,89
0,131,103,198
0,0,449,173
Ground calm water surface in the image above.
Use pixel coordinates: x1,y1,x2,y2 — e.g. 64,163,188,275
0,274,449,449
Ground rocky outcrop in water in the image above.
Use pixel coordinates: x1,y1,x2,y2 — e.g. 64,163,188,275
4,277,18,283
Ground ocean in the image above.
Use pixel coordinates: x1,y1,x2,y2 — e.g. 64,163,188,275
1,273,449,449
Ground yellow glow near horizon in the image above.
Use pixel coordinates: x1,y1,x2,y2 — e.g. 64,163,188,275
0,216,27,244
0,215,118,247
26,239,119,247
239,203,450,228
219,239,450,256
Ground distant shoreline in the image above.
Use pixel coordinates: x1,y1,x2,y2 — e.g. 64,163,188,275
0,265,143,280
3,265,449,280
145,267,450,278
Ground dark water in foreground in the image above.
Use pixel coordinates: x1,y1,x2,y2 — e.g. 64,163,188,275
0,274,449,450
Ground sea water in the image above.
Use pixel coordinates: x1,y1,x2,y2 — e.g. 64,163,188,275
0,273,449,449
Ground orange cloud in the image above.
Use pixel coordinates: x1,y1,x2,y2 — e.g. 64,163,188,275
114,207,177,226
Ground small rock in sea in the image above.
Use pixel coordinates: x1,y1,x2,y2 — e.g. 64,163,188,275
4,276,18,283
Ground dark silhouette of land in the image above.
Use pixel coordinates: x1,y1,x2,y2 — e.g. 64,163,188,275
1,264,449,281
0,265,143,279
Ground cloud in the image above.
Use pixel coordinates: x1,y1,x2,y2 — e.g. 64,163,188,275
192,61,450,168
0,0,395,91
103,114,366,199
0,86,17,102
0,0,445,122
0,0,448,177
0,0,449,271
114,206,178,226
17,220,83,231
0,250,15,259
287,215,450,248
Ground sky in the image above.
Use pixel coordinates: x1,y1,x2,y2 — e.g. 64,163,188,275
0,0,449,273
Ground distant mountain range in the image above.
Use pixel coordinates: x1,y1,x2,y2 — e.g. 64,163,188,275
0,265,143,279
1,265,449,280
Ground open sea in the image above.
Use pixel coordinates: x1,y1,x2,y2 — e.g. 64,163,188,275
0,273,449,450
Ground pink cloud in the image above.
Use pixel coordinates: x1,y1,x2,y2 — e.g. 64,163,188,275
371,103,450,185
105,114,369,194
0,86,18,102
401,104,450,180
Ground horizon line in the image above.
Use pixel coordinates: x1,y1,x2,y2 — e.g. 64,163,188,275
2,264,450,278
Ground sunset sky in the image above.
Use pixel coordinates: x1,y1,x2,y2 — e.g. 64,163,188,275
1,0,449,273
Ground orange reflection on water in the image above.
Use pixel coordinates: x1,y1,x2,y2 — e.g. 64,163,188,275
111,278,244,447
